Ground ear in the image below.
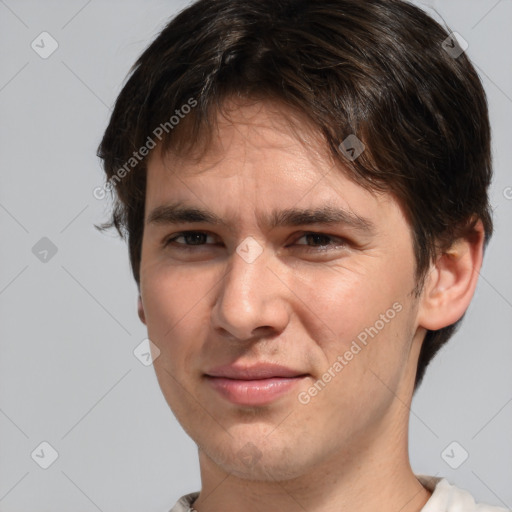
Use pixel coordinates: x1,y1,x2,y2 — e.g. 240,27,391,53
416,219,485,331
137,295,147,325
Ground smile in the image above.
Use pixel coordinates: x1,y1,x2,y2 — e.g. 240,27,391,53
204,376,308,406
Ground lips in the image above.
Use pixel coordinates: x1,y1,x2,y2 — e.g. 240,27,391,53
205,362,308,380
204,363,309,406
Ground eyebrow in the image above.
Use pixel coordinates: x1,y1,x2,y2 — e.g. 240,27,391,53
146,202,376,234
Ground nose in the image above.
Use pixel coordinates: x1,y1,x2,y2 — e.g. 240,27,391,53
211,244,290,342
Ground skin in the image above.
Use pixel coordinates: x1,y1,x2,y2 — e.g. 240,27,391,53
138,98,484,512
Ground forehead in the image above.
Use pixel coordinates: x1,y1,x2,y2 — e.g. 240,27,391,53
144,99,401,230
150,98,333,176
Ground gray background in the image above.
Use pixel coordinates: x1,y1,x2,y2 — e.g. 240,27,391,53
0,1,510,511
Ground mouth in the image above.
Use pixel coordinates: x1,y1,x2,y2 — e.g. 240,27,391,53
204,363,309,406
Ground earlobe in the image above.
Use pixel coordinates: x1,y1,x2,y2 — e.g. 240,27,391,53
138,295,147,325
417,220,485,331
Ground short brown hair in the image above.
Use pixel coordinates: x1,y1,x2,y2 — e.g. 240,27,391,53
97,0,493,389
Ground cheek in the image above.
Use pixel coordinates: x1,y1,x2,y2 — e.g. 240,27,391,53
290,257,416,401
295,298,414,438
140,264,215,421
290,261,406,349
140,263,213,359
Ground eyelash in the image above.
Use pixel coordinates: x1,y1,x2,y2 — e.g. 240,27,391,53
162,231,347,252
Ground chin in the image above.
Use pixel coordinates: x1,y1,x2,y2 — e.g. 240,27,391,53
199,435,316,482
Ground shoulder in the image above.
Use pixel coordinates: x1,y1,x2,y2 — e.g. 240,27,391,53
417,475,510,512
168,480,510,512
168,491,200,512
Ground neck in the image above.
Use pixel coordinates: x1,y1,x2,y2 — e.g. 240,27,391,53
191,410,431,512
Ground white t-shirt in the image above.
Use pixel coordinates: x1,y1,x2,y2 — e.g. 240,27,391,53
168,475,510,512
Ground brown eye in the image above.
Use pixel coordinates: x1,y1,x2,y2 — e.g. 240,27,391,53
294,233,347,250
163,231,216,248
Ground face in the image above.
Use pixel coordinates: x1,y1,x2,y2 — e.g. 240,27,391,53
139,99,425,481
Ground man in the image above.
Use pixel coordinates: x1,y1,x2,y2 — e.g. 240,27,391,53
97,0,507,510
